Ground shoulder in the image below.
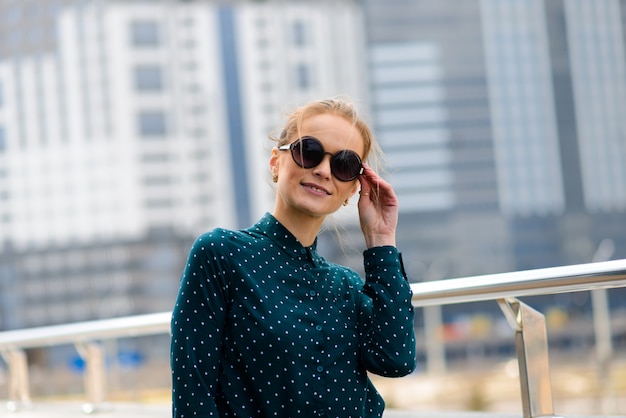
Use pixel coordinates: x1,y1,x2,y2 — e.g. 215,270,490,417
189,227,263,255
325,260,364,286
194,227,240,244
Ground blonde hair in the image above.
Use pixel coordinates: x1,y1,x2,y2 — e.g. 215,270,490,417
271,98,383,169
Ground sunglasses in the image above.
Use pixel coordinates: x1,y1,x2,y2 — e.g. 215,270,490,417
279,136,364,182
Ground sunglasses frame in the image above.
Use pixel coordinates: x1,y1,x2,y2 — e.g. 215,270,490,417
278,136,364,182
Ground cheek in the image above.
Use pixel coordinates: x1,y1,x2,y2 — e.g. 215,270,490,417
345,181,359,195
338,182,358,199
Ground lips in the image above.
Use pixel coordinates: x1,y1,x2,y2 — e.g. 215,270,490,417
302,182,331,195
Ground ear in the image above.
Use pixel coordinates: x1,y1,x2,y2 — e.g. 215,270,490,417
269,147,280,179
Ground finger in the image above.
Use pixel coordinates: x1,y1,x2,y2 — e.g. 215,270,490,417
362,166,395,201
357,168,373,197
359,165,381,195
360,164,379,183
362,171,398,209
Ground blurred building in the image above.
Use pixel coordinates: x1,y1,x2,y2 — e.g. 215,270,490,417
363,1,509,281
361,0,626,283
0,0,625,366
355,0,626,364
354,3,626,366
0,0,367,331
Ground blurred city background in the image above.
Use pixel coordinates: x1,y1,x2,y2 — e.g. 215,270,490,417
0,0,625,415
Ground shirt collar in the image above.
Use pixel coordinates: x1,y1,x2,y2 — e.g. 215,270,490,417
252,213,323,265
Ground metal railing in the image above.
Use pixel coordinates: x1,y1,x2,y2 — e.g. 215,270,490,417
0,312,171,413
1,259,625,416
409,259,626,418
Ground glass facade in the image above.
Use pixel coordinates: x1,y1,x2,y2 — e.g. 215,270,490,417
134,65,164,92
130,20,161,47
370,42,455,212
565,0,626,212
363,0,626,276
138,110,167,137
0,1,624,378
481,0,565,216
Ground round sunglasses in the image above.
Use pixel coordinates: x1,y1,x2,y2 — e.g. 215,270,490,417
279,136,364,182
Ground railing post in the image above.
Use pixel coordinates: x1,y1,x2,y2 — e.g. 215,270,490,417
0,348,31,411
75,342,107,413
497,297,562,418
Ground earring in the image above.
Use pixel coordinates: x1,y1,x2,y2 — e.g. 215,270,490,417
272,174,278,183
343,199,349,206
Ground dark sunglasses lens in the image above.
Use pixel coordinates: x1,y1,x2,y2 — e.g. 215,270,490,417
292,137,324,168
331,151,362,181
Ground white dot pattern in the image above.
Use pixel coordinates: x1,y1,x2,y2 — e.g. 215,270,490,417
170,213,416,417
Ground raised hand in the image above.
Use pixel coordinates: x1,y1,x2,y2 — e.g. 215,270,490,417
357,164,398,248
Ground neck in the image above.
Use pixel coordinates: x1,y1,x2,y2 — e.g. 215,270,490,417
271,210,324,247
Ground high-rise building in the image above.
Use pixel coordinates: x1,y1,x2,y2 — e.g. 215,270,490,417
362,0,626,282
0,0,367,330
1,0,625,360
563,0,626,212
363,0,512,279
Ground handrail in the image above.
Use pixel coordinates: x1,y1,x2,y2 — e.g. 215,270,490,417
0,311,172,413
410,258,626,307
1,259,626,416
0,311,171,350
1,260,623,349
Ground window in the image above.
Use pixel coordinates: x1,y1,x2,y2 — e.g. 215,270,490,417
255,17,266,29
180,16,195,28
292,20,307,46
144,198,172,208
130,20,160,47
0,127,5,152
138,111,167,137
141,153,169,163
295,63,311,90
143,176,171,186
134,65,164,91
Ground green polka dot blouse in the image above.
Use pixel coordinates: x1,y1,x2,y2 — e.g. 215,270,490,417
171,213,416,417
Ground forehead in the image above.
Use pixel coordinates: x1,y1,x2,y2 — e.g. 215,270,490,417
299,113,364,155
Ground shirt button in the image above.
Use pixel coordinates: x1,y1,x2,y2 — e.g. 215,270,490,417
315,325,323,331
309,290,316,297
300,248,307,254
317,365,324,372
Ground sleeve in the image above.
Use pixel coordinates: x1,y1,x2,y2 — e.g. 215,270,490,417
358,246,417,377
170,232,230,417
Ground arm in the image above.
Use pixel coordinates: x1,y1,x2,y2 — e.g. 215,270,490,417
170,233,229,417
359,246,417,377
357,165,417,376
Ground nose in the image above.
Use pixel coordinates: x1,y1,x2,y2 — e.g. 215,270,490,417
312,154,333,180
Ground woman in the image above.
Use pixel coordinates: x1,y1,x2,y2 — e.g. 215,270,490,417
171,98,416,417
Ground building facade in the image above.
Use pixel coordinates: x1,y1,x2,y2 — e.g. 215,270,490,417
0,0,625,368
363,0,626,279
0,0,367,330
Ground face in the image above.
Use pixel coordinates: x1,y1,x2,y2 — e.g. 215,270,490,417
270,113,364,220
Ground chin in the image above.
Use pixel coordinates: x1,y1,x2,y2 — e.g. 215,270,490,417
296,204,336,218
